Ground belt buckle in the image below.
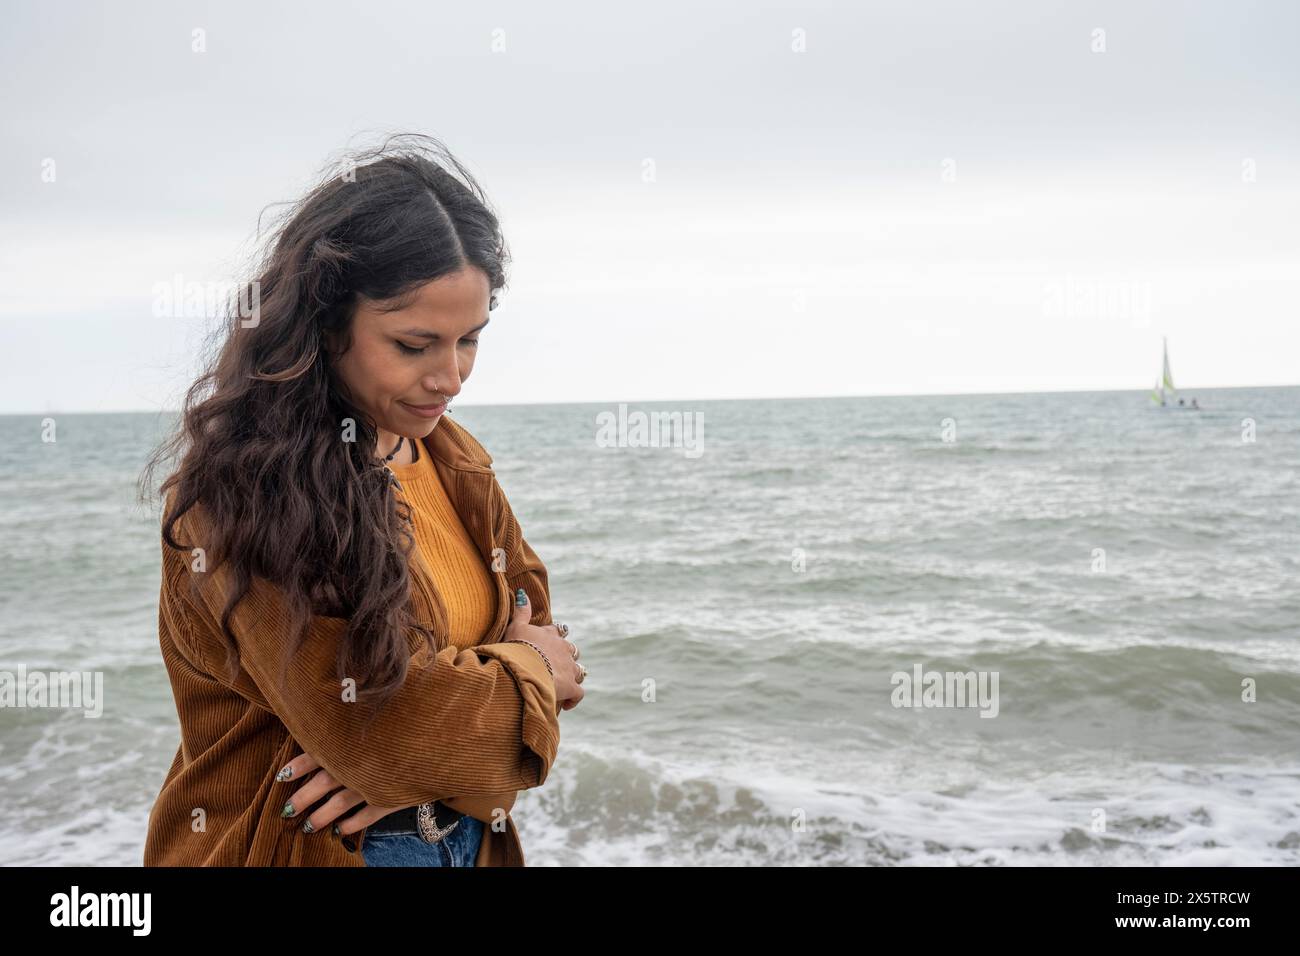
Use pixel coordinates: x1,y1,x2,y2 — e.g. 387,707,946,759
416,801,460,844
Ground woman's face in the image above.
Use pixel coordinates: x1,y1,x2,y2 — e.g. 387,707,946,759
327,267,491,442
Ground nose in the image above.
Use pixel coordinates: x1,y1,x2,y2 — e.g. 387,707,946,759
424,362,461,400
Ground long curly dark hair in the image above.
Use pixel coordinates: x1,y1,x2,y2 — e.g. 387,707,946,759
138,132,511,714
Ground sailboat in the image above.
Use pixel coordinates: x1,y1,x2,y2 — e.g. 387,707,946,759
1150,336,1176,406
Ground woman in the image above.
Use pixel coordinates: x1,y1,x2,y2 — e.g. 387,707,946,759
140,134,585,867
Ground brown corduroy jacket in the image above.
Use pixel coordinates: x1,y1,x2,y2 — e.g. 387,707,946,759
143,414,560,866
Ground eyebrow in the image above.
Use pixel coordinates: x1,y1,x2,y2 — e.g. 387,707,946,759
396,317,491,340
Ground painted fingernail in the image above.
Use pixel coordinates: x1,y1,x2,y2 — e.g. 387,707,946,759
332,824,341,837
515,588,527,606
275,765,293,782
281,802,295,818
301,819,315,834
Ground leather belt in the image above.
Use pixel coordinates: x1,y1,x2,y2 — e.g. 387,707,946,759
365,800,464,842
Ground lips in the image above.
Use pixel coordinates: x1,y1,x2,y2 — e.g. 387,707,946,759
400,399,449,419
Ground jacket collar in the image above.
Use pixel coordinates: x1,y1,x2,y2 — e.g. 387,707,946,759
419,414,495,473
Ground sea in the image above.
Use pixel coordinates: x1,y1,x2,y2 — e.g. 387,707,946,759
2,386,1298,866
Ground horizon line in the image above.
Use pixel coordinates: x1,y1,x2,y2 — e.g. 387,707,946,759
3,381,1298,417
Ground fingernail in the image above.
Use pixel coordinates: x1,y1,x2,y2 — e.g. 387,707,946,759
275,765,293,782
301,819,315,834
281,802,295,818
332,824,341,837
515,588,527,606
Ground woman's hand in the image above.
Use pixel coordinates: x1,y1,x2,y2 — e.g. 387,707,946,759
275,751,403,838
507,590,584,711
276,592,580,836
276,752,520,831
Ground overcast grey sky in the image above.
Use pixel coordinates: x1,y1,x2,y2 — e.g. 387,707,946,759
2,0,1297,413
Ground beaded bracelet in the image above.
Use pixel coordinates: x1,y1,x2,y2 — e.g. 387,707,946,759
504,639,554,678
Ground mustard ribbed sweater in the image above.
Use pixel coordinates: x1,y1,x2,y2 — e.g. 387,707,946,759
388,443,497,650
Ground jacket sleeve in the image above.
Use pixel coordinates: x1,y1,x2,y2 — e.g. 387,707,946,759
436,472,559,821
449,416,556,632
497,481,556,631
165,507,561,810
439,789,518,822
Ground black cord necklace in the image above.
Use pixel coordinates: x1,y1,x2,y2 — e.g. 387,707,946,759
382,436,405,462
381,435,420,463
381,436,419,495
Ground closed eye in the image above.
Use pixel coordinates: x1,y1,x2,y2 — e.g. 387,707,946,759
396,338,480,355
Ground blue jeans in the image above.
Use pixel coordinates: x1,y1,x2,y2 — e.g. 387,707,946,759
361,814,485,867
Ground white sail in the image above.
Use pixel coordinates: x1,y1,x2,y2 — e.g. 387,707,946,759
1151,337,1176,406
